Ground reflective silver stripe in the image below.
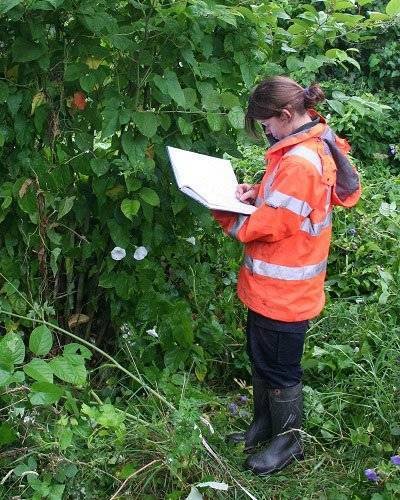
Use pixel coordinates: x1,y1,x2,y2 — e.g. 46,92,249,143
301,211,332,236
265,190,312,217
228,214,248,238
285,145,322,175
244,255,327,281
325,186,332,212
255,196,263,207
263,164,280,199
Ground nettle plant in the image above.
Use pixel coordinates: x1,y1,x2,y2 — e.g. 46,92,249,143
0,0,398,379
0,322,90,441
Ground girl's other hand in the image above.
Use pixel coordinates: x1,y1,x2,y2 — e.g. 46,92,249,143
236,183,256,204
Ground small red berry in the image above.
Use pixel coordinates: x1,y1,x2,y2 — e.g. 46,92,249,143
72,91,87,110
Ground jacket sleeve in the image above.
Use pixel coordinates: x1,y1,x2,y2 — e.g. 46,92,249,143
213,160,326,244
211,183,260,233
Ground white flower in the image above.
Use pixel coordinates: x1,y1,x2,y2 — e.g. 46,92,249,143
111,247,126,261
146,327,159,338
120,323,131,334
185,236,196,245
134,246,148,260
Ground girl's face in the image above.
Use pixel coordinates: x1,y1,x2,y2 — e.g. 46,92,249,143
259,115,290,140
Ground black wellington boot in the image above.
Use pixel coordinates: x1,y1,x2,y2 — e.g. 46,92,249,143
245,382,304,475
226,377,272,452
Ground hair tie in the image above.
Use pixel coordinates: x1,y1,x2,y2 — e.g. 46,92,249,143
303,86,311,97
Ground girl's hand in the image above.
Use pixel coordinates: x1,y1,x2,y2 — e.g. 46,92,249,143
236,183,257,204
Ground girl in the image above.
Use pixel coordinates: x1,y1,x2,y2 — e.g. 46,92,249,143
212,76,360,475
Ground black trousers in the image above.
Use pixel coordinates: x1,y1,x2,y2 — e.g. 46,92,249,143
246,309,308,388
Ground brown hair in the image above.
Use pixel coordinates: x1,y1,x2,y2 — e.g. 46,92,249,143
245,76,325,137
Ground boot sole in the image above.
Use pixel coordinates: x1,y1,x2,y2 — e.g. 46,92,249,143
247,452,304,476
227,440,271,453
226,435,272,450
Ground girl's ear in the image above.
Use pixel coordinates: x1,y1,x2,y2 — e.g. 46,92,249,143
280,108,292,122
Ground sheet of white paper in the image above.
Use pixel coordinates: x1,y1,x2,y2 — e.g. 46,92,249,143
167,146,256,214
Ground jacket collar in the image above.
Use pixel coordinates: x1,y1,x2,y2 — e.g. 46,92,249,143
267,111,327,156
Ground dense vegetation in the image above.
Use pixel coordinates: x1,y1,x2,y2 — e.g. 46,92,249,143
0,0,399,498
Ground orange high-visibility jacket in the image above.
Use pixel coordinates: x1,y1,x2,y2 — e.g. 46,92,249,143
213,113,361,322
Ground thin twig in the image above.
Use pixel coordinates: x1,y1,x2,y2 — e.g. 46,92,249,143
108,459,161,500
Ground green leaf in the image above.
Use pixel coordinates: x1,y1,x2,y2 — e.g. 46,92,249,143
164,347,188,371
183,87,197,109
132,112,159,138
125,176,142,192
14,457,37,477
240,62,256,89
121,133,147,165
177,117,193,135
49,354,87,386
159,113,171,131
0,361,14,387
7,92,23,117
24,358,53,383
102,107,119,139
303,55,325,72
346,56,360,71
386,0,400,16
14,178,37,217
0,332,25,364
286,55,303,72
0,423,17,446
0,82,9,104
29,381,63,405
207,113,223,131
90,158,110,176
46,0,64,8
79,72,97,93
220,92,240,109
107,219,131,248
64,63,86,81
216,8,238,26
29,325,53,356
350,427,370,446
0,0,22,14
202,90,220,111
48,483,65,500
379,201,396,216
332,13,364,25
166,302,194,348
228,106,244,129
12,39,46,62
57,196,75,219
327,99,345,115
367,11,389,21
119,462,136,479
63,343,92,360
50,247,61,277
334,0,356,8
139,187,160,206
57,427,73,451
325,48,346,61
121,198,140,220
165,70,186,108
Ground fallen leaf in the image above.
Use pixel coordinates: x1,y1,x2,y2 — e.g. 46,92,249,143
68,313,90,329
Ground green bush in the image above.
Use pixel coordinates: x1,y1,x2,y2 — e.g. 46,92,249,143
1,0,400,498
